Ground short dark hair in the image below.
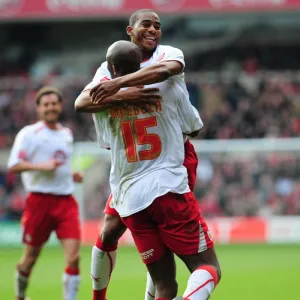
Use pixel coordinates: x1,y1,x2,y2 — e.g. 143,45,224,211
129,9,157,26
35,86,63,105
107,41,142,76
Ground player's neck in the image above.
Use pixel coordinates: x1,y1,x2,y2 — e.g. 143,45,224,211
42,120,59,130
141,48,156,62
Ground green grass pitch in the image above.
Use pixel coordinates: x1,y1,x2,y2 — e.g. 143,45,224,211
0,244,298,300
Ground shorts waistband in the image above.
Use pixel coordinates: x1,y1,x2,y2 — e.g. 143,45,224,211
30,192,71,197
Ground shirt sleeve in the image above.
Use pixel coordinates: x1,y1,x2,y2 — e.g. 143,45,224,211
160,46,185,69
83,61,111,92
7,128,32,168
92,113,110,149
177,92,203,135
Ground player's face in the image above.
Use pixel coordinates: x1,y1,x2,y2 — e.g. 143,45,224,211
37,93,62,123
127,12,162,52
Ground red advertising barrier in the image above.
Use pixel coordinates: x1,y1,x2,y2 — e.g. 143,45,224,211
0,0,300,20
82,217,268,246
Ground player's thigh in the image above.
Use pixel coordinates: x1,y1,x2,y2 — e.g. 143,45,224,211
22,193,53,247
153,192,214,257
103,193,119,216
146,250,178,299
55,195,81,241
100,212,127,247
121,209,167,265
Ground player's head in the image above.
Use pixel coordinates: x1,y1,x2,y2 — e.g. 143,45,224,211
127,9,161,53
35,87,63,123
106,40,142,78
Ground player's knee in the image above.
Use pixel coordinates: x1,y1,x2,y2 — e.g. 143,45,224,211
101,214,125,247
21,249,40,270
67,252,80,268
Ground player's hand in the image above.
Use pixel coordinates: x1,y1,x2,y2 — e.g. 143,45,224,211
39,159,63,172
121,87,162,108
72,172,84,183
90,78,121,104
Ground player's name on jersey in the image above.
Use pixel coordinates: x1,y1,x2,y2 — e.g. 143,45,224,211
109,100,162,120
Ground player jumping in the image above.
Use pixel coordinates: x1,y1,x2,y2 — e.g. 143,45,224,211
8,87,83,300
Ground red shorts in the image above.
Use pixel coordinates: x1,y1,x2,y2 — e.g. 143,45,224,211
21,193,81,247
121,191,214,264
184,139,198,191
104,139,199,216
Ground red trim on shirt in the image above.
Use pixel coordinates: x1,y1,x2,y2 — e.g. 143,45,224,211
100,76,110,82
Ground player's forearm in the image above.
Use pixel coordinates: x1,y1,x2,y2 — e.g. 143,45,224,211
8,161,45,173
118,64,171,88
75,91,126,113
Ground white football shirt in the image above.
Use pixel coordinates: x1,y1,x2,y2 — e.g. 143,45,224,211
86,44,202,146
7,121,74,195
93,80,202,217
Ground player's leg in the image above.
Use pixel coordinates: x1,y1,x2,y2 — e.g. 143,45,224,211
144,271,156,300
178,248,221,300
55,195,81,300
16,244,42,300
91,212,126,300
61,239,81,300
152,192,221,300
15,193,53,300
122,207,178,300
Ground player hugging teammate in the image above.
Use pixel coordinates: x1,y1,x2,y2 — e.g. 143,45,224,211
76,9,221,300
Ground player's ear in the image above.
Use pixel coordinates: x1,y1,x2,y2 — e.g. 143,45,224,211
112,65,117,77
126,26,133,37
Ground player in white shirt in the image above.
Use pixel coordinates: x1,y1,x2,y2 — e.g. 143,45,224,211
89,40,220,300
76,9,220,300
8,87,83,300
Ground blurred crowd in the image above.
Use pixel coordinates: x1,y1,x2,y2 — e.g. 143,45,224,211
2,151,300,220
1,48,300,219
195,152,300,217
1,68,300,148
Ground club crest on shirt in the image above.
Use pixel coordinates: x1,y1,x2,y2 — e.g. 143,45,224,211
53,150,67,164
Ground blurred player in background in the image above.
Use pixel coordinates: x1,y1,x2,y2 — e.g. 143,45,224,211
89,40,221,300
75,8,216,300
8,87,83,300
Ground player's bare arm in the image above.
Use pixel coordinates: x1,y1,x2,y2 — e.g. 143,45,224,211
75,87,161,113
90,60,182,104
8,159,62,173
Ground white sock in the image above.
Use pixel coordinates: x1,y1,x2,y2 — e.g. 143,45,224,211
15,267,30,299
144,271,155,300
91,245,117,291
183,266,218,300
63,273,80,300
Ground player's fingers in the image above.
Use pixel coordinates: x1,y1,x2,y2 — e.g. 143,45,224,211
90,85,100,97
142,88,160,93
94,91,105,104
146,94,162,100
